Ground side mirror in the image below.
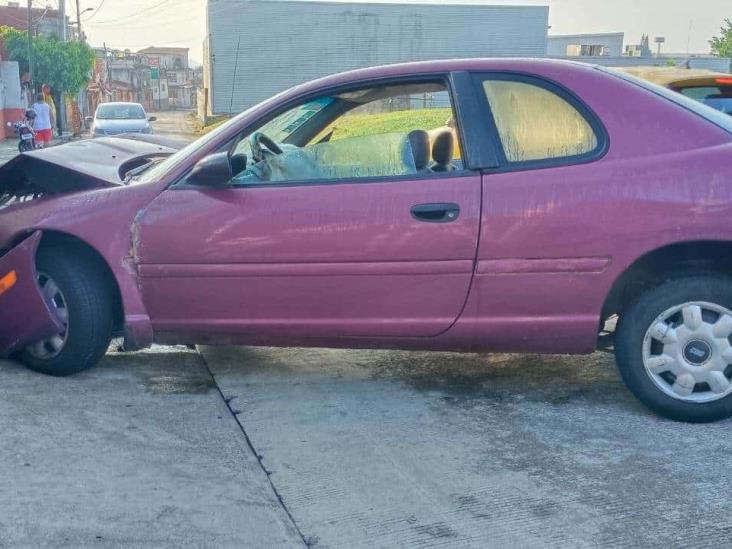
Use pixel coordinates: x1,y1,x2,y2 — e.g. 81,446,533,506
148,116,157,122
85,116,93,124
186,152,232,187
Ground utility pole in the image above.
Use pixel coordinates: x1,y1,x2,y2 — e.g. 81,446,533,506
57,0,67,134
26,0,33,94
75,0,81,41
58,0,67,41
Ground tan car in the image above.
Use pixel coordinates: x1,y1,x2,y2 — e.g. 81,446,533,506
620,67,732,115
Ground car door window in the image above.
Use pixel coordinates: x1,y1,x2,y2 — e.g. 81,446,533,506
480,78,599,163
230,81,464,185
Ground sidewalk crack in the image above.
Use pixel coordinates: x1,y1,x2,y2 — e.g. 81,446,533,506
200,352,311,547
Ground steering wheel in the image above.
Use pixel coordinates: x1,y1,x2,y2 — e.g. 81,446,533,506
249,131,283,162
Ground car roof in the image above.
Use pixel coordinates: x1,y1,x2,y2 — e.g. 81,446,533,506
97,102,145,108
288,57,599,96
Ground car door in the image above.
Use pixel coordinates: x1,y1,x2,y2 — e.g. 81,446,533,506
134,76,483,342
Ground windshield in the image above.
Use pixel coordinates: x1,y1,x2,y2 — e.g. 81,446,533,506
137,95,333,184
598,67,732,134
257,97,333,142
96,104,146,120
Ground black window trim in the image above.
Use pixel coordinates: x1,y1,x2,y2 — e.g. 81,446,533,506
471,71,610,173
174,72,481,191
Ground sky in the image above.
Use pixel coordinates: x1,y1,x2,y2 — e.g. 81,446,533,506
71,0,730,66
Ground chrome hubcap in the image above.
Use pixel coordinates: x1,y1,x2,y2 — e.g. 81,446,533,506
643,301,732,403
26,272,69,360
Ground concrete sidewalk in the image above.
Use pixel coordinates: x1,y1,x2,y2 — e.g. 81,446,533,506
202,345,732,549
0,348,303,548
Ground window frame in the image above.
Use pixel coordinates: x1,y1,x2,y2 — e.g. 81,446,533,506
175,73,482,190
471,72,609,173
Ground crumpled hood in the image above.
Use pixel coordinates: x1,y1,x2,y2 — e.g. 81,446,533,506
0,135,183,197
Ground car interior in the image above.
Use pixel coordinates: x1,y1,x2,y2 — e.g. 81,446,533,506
226,82,463,185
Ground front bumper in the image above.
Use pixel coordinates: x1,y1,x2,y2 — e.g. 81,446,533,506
0,231,63,357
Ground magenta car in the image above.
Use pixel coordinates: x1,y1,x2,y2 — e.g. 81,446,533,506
2,59,732,422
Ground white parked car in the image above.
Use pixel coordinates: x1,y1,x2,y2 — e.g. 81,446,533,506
87,102,156,137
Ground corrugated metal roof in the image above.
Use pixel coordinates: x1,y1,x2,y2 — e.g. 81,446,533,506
206,0,549,113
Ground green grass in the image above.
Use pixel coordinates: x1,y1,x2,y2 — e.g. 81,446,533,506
200,108,454,141
200,115,231,134
320,108,453,141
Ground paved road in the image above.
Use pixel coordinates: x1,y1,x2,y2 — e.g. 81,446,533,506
0,109,197,166
2,346,732,548
147,110,198,143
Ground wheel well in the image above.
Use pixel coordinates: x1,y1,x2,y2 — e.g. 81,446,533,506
38,231,124,332
602,240,732,322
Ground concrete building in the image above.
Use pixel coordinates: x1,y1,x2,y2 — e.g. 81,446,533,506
0,3,69,39
0,60,24,138
86,49,154,114
138,47,195,109
204,0,549,114
547,33,625,57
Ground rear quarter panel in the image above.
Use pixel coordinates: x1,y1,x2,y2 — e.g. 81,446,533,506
448,64,732,353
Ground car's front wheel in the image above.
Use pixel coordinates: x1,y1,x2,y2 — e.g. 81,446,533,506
615,274,732,422
17,246,114,376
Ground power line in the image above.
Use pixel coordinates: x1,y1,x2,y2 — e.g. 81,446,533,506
89,0,177,25
103,34,203,49
83,0,106,21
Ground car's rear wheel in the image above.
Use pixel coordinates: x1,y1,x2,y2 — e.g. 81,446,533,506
615,274,732,422
17,246,114,376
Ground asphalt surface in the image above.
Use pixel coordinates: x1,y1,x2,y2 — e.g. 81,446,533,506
2,345,732,548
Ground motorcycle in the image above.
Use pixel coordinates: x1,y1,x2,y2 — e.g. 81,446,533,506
7,119,38,153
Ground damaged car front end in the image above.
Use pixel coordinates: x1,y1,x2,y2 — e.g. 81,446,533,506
0,136,182,368
0,231,64,356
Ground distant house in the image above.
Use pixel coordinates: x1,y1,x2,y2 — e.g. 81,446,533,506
0,3,69,39
86,49,153,114
0,2,71,117
547,33,625,58
137,46,195,109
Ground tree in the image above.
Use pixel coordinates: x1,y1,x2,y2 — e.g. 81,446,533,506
0,26,95,95
710,18,732,69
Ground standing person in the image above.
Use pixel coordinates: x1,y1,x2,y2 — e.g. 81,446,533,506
42,84,58,135
31,93,53,148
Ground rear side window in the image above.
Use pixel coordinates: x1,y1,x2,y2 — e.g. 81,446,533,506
480,79,599,163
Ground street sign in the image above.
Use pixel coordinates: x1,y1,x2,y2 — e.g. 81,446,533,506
151,67,160,80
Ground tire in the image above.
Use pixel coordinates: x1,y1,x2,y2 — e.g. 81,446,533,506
615,274,732,422
18,141,31,153
17,246,114,376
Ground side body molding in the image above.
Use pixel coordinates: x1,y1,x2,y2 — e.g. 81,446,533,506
0,231,63,356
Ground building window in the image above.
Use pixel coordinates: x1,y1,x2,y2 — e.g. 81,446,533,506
480,79,598,163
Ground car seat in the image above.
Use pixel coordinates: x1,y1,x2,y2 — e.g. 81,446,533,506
430,131,454,172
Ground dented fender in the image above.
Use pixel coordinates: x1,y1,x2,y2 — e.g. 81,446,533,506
0,231,63,357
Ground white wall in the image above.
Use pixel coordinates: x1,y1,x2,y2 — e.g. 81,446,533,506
207,0,549,113
0,61,23,109
547,33,625,57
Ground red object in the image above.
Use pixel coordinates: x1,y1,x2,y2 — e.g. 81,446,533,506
715,78,732,85
1,58,732,357
35,128,52,144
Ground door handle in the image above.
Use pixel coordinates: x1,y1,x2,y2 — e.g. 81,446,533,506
410,203,460,223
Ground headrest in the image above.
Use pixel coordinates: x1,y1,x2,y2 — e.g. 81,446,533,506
432,131,454,167
406,129,430,171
